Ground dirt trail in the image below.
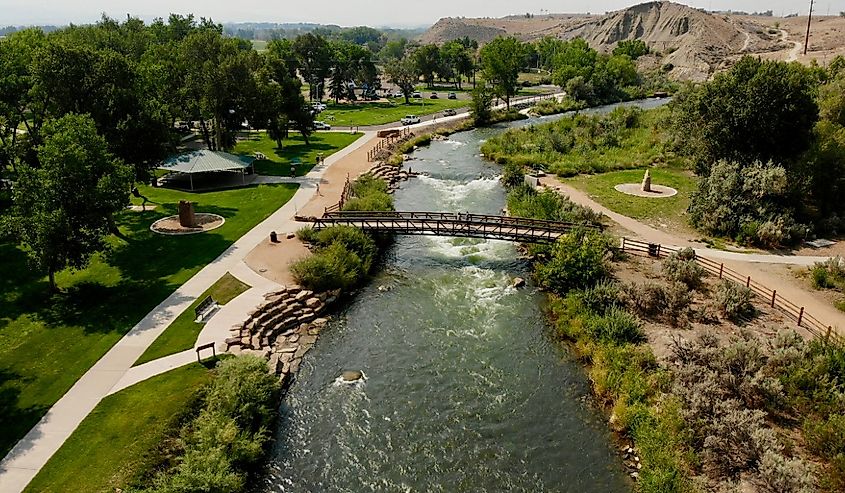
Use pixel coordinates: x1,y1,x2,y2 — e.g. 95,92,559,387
782,29,803,62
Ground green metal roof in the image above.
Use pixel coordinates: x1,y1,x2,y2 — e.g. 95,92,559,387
158,150,254,174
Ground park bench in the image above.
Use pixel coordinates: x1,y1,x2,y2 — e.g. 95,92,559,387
195,295,218,322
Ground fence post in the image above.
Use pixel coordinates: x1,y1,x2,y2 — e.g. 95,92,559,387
621,237,626,251
657,244,662,257
798,307,804,327
746,276,751,288
719,263,724,279
771,290,777,308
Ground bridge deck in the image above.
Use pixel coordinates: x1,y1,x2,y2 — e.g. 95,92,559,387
295,211,601,244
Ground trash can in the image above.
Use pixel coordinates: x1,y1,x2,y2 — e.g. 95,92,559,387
270,231,278,243
647,243,659,257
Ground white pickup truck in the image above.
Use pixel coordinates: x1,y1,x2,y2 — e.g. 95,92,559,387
401,115,421,125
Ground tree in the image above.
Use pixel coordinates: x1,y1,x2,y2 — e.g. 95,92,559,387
671,56,819,174
293,33,332,101
469,83,494,125
479,37,528,110
385,56,418,104
612,39,649,59
441,41,474,90
6,114,132,291
413,44,441,88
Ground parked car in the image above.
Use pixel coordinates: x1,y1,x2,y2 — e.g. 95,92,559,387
443,109,457,117
392,91,404,98
313,121,331,130
401,115,421,125
430,92,439,99
412,91,422,98
448,92,457,100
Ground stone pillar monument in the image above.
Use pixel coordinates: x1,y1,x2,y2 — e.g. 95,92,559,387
641,169,652,193
179,200,197,228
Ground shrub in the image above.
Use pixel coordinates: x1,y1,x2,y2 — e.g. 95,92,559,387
572,279,620,314
804,414,845,459
500,160,525,188
812,264,834,289
586,307,645,345
714,280,755,321
811,256,845,290
756,449,816,493
312,226,378,272
535,228,612,294
622,282,691,325
662,248,705,290
144,356,280,493
290,242,366,292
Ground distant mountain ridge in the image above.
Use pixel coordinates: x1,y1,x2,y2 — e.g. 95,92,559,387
419,1,783,81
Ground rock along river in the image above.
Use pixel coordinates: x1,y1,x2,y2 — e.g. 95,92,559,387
261,99,669,493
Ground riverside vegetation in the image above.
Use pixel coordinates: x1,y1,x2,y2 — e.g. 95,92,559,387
486,55,845,249
505,178,845,492
292,174,395,292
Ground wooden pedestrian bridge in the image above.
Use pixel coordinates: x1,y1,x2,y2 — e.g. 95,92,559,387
294,211,602,244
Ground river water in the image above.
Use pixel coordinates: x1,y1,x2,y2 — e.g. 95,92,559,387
261,99,669,493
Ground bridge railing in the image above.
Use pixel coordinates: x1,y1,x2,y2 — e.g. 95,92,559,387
322,210,603,231
619,237,843,347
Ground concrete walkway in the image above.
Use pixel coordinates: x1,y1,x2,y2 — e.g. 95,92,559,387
0,132,377,493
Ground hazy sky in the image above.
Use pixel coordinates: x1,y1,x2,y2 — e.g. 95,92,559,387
0,0,829,27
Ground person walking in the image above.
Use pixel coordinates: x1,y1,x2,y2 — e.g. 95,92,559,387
131,185,150,211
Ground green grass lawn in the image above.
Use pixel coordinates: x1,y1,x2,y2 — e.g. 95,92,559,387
319,98,466,127
232,131,362,176
0,183,297,457
251,39,268,52
563,168,698,234
134,273,249,366
24,363,213,493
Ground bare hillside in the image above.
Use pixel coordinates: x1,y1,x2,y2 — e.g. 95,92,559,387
420,1,786,81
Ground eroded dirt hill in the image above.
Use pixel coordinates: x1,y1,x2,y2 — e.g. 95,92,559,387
420,1,789,81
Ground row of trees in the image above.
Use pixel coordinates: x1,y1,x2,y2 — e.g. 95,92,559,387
0,15,319,289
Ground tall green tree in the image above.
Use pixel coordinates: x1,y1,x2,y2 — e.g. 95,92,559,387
470,83,494,125
293,33,331,101
385,56,419,104
7,114,132,291
441,41,474,90
671,56,819,174
413,44,441,89
479,37,528,110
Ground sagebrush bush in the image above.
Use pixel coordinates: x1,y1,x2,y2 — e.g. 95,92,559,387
662,248,705,290
621,282,691,326
586,307,645,345
714,280,755,321
757,449,816,493
811,256,845,290
572,279,620,314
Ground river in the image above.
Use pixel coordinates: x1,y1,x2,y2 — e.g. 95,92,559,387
261,99,669,492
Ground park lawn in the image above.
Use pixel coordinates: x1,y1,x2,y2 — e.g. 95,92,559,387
232,131,362,177
319,98,466,127
134,273,250,366
563,167,698,235
24,363,213,493
0,183,297,457
251,39,268,52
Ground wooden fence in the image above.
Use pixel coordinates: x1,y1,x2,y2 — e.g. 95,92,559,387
620,237,844,347
367,128,411,162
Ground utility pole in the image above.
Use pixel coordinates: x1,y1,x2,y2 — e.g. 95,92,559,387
804,0,814,56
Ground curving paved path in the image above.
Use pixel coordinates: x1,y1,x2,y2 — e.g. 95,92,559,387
0,133,377,493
